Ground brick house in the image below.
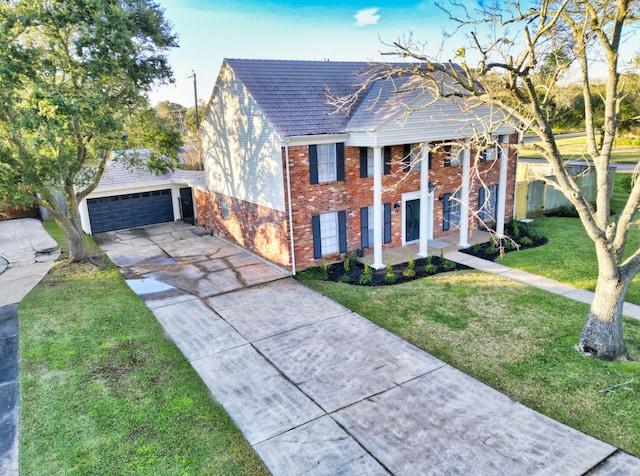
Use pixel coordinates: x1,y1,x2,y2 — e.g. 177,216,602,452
198,59,518,272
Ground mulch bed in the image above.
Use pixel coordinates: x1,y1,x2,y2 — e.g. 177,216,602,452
321,255,470,286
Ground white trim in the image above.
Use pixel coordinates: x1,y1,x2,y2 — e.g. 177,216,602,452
401,191,422,246
284,134,349,145
458,148,471,247
285,144,296,275
372,146,384,269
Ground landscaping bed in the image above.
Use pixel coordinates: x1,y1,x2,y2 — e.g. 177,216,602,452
459,219,548,261
304,254,471,286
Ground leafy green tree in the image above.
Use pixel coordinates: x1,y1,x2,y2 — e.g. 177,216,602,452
0,0,178,262
343,0,639,359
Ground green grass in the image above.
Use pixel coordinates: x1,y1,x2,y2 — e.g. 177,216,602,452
298,271,640,457
519,135,640,163
498,174,640,304
19,222,268,475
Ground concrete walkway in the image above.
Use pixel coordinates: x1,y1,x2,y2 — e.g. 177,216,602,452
98,223,640,475
0,218,59,475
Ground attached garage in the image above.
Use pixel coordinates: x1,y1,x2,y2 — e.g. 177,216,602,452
78,159,206,235
86,189,174,233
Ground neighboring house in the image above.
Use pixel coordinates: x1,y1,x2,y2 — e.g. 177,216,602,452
198,59,518,272
78,159,205,235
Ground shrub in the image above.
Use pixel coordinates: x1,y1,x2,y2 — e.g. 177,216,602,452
384,263,397,283
359,263,373,285
320,258,329,279
425,255,437,273
343,258,351,273
339,274,351,283
519,236,533,246
404,255,416,277
443,258,457,270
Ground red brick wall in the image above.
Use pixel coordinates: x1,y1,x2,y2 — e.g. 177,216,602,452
195,189,291,268
195,133,518,271
286,134,518,269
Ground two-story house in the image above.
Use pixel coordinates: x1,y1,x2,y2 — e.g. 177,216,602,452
197,59,518,272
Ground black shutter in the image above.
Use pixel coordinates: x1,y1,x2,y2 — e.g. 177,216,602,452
338,210,347,253
359,147,368,178
443,144,451,167
309,145,318,184
384,147,392,175
312,214,322,259
403,144,411,173
428,150,432,169
336,143,345,181
478,186,486,223
443,193,451,231
384,203,392,243
360,207,369,248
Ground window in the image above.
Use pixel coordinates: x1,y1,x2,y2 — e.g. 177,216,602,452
479,184,499,224
360,147,375,178
384,147,392,175
359,147,391,178
443,143,452,167
360,204,391,248
317,143,336,182
219,196,229,218
403,144,421,172
443,191,461,231
310,143,344,184
481,147,496,162
312,211,347,259
319,212,339,255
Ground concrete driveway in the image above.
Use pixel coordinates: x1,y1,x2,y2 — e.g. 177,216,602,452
94,221,288,298
97,222,640,475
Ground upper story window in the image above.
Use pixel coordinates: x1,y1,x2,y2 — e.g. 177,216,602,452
317,143,337,182
359,146,392,178
310,143,344,184
403,144,422,172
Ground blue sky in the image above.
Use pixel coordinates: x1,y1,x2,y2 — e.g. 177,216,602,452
149,0,454,106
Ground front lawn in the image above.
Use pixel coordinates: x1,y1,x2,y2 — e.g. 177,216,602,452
18,222,268,475
297,271,640,457
497,174,640,305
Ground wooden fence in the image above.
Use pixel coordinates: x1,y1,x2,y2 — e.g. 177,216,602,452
515,167,615,219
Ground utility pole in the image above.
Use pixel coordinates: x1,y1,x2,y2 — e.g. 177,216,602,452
191,70,199,131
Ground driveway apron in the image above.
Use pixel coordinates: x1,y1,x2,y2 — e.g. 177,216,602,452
0,218,59,475
98,222,640,475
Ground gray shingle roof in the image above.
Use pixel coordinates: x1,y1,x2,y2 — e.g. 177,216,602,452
95,160,206,192
225,59,374,137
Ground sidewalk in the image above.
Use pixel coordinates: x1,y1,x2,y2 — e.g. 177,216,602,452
445,251,640,321
0,218,59,475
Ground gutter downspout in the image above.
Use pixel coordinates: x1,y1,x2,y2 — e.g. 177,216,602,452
285,142,296,275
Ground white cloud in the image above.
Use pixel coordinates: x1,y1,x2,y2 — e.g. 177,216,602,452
354,8,380,27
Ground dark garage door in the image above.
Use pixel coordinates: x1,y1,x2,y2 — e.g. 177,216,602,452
87,189,174,233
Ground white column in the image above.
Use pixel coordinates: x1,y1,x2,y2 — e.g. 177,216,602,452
458,148,470,247
428,190,434,240
372,146,384,269
496,144,509,237
418,143,429,257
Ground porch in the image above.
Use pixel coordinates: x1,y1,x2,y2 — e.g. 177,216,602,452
359,230,492,267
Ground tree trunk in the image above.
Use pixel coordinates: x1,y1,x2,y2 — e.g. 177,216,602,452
62,219,91,263
579,275,629,360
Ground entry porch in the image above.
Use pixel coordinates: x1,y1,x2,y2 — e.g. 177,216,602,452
359,230,492,267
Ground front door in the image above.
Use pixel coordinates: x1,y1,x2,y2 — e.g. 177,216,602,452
405,199,420,242
179,187,195,224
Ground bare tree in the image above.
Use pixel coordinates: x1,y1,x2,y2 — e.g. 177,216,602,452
335,0,639,360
